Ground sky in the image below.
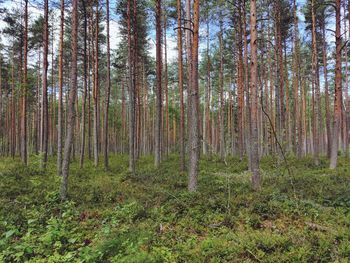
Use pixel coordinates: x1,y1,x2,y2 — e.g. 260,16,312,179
0,0,337,67
0,0,179,65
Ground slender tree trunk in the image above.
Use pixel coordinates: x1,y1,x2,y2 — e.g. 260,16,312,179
219,18,225,160
155,0,162,167
185,0,192,154
133,0,139,160
237,4,244,160
21,0,28,165
203,7,210,156
274,1,283,147
121,81,126,154
88,24,92,160
188,0,200,192
80,2,87,168
321,18,331,158
127,0,135,173
243,0,251,165
284,42,291,152
93,2,99,167
311,0,320,165
177,0,185,171
50,26,55,156
104,0,111,170
250,0,260,190
60,0,78,200
343,1,349,158
41,0,49,169
164,16,169,157
292,0,300,155
0,56,2,154
11,50,16,158
330,0,342,169
57,0,64,175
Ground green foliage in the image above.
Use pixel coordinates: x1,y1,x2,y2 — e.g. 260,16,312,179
0,155,350,262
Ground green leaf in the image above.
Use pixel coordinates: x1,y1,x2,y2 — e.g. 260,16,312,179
5,229,16,239
68,237,77,244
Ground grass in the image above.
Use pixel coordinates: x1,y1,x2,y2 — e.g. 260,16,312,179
0,154,349,262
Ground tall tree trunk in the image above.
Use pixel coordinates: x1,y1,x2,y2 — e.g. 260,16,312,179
0,56,2,154
60,0,78,200
41,0,49,169
321,17,331,158
330,0,342,169
127,0,135,173
185,0,192,155
133,0,139,160
177,0,185,171
80,2,87,168
188,0,200,192
121,80,126,154
93,2,99,167
219,17,225,160
237,3,244,160
104,0,111,170
243,0,251,165
50,26,55,156
88,24,92,160
311,0,320,165
11,49,15,158
274,1,284,147
58,0,64,175
164,16,169,157
250,0,260,190
203,7,210,156
155,0,162,167
284,42,291,152
343,0,349,158
292,0,300,155
21,0,28,165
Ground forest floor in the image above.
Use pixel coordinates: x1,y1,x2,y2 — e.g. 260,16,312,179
1,154,350,262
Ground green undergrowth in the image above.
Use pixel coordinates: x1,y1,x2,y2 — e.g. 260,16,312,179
0,155,349,262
